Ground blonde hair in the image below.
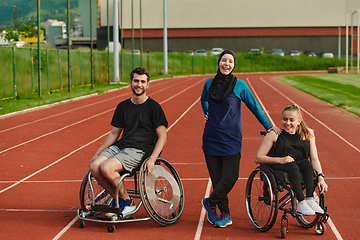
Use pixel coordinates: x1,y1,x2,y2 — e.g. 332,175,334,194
282,104,313,140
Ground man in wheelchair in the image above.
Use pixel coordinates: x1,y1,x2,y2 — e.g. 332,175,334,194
255,104,328,216
89,67,168,217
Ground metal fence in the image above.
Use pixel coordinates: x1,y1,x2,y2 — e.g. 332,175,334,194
0,46,347,100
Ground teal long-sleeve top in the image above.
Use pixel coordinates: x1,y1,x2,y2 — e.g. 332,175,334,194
201,78,272,156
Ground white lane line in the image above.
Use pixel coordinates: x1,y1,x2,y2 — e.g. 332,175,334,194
246,77,275,127
52,216,78,240
249,76,344,240
0,77,202,155
0,76,194,133
0,110,113,155
0,133,109,194
327,218,344,240
1,176,357,184
259,77,360,153
194,178,212,240
0,209,76,212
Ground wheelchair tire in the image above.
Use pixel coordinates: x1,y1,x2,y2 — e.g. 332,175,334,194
139,157,184,226
296,189,325,228
79,168,113,211
245,166,278,232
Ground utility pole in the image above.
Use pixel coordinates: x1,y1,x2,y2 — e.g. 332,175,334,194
37,0,41,97
67,0,71,92
163,0,168,75
90,0,94,88
13,5,19,31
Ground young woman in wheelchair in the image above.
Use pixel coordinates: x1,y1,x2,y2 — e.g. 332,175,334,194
255,104,328,216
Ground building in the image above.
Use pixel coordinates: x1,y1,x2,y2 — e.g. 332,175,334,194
94,0,360,55
41,19,66,47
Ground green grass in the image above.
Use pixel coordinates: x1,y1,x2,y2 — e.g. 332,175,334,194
277,73,360,117
0,45,357,117
0,82,127,116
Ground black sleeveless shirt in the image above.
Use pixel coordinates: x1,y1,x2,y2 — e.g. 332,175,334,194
273,130,310,162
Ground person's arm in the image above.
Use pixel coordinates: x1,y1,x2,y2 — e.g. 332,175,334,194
308,130,328,194
238,80,281,134
255,131,294,164
200,78,213,116
144,125,167,174
90,127,123,163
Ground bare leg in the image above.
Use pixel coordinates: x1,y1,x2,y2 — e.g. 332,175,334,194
90,156,129,200
100,158,130,200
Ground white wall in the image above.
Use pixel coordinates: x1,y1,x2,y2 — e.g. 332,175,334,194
100,0,360,29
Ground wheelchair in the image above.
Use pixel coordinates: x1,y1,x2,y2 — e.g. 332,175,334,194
245,132,329,238
77,150,184,233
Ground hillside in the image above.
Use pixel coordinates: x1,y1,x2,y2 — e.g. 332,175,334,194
0,0,79,30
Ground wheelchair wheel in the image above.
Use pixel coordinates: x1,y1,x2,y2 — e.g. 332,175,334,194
79,168,113,211
139,157,184,226
245,166,278,232
296,188,324,228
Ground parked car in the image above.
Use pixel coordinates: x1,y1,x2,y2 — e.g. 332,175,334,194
304,51,316,57
264,50,273,54
168,49,177,53
210,47,223,55
130,49,140,55
194,49,207,56
184,50,194,55
319,52,334,58
249,49,261,54
289,50,300,56
272,49,285,56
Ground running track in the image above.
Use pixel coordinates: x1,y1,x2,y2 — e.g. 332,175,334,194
0,72,359,240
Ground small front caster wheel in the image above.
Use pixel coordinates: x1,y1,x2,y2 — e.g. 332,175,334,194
79,220,85,228
107,224,115,233
315,222,326,235
280,224,287,238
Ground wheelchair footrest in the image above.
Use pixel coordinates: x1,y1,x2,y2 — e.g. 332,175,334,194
92,205,122,215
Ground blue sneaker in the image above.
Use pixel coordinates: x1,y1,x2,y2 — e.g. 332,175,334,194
105,197,124,217
214,212,232,228
201,198,218,224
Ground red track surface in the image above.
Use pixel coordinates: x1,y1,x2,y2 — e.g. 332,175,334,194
1,72,359,240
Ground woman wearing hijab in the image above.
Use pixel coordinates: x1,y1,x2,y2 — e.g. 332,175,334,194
200,50,281,228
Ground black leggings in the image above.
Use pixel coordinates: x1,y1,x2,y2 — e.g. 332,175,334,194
271,159,314,202
205,153,241,214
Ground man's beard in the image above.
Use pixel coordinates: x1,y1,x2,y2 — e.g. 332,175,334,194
131,86,146,96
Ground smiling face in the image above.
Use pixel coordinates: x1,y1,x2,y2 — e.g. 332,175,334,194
281,110,301,134
130,73,149,96
218,54,235,75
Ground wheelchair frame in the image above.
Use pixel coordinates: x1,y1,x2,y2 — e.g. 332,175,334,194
245,164,329,238
77,156,184,233
245,132,329,238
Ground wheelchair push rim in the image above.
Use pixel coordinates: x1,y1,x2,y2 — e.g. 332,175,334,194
139,157,185,226
245,166,278,232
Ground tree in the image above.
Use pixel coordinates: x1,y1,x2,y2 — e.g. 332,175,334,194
5,28,19,42
20,23,37,38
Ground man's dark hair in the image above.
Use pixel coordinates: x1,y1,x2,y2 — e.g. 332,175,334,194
130,67,150,82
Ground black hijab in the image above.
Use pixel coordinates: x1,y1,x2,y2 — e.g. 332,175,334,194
208,50,237,103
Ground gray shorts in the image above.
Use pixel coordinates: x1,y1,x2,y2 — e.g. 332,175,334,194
99,146,145,172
